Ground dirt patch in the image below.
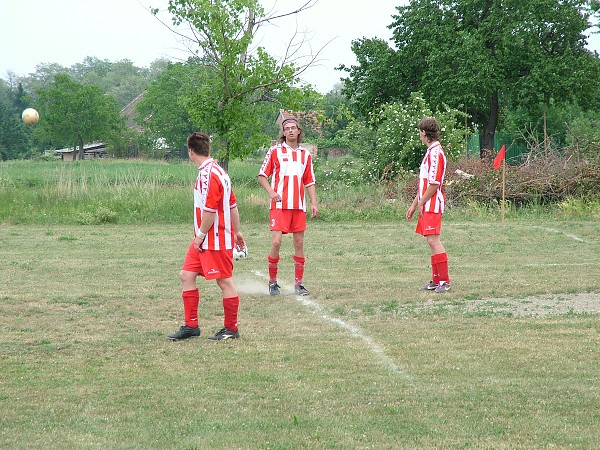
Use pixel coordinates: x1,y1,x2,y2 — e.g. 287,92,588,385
422,293,600,317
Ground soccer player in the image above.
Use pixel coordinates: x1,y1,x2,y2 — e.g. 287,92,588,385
168,132,246,341
405,117,451,293
258,117,318,296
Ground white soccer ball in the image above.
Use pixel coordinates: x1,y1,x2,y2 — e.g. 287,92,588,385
233,245,248,261
22,108,39,125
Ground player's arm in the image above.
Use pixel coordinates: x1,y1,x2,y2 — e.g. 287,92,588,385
258,175,281,203
406,193,419,221
417,183,440,215
307,184,318,218
230,206,245,249
194,211,215,251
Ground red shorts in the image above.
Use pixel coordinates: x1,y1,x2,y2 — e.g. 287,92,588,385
181,241,233,280
270,209,306,234
416,212,443,236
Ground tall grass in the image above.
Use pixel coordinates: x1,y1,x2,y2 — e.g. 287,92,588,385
1,159,599,225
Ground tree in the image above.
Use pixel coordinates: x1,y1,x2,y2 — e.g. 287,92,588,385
134,62,200,153
71,57,154,108
0,79,33,160
341,0,600,156
351,93,467,179
36,74,126,159
154,0,323,167
321,83,355,139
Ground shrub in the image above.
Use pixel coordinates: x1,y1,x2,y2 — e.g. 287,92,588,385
362,92,468,180
409,154,600,207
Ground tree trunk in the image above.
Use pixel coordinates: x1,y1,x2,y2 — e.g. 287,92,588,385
221,141,231,172
543,102,548,156
77,136,85,160
479,90,499,159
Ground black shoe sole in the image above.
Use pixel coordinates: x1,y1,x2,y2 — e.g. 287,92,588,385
207,334,239,340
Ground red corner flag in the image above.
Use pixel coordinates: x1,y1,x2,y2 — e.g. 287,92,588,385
493,145,506,170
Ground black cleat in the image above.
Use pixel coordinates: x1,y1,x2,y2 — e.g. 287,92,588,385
294,284,309,296
207,327,240,340
269,282,280,296
168,325,200,341
434,281,451,293
419,282,438,291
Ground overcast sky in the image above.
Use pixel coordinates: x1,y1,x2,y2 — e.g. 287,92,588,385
1,0,598,94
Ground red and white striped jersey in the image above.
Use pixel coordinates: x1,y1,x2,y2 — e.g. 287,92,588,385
193,158,237,250
418,141,447,214
258,143,316,211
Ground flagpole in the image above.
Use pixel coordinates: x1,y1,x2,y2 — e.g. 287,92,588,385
501,158,506,223
493,144,507,223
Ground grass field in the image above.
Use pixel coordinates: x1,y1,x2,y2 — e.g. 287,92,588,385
1,217,599,449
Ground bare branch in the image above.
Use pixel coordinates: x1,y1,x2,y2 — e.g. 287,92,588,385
254,0,319,26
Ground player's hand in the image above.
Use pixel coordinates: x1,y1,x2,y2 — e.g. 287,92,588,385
194,233,206,252
406,205,416,221
235,232,245,249
270,192,282,203
310,205,318,218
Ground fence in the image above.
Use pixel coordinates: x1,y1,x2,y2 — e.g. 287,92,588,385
465,132,528,164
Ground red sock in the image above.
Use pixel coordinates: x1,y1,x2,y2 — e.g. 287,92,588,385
268,256,279,283
223,296,239,332
432,253,450,284
430,256,439,284
182,289,199,328
293,256,306,286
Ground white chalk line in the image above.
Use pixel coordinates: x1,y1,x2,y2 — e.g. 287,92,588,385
532,226,587,243
453,222,588,244
254,271,408,377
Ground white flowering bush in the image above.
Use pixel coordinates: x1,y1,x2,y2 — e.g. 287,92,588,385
366,92,468,179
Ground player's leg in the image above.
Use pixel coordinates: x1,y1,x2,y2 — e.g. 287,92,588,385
426,234,451,292
426,234,445,255
417,212,449,291
168,242,203,340
268,230,283,295
292,228,309,296
209,277,240,340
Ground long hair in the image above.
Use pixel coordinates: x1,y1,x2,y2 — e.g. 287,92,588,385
279,118,304,144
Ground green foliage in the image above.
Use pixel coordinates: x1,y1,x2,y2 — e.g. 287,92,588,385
372,93,467,175
160,0,316,166
563,109,600,163
22,57,163,109
0,79,32,160
36,74,127,157
134,62,199,152
343,0,600,152
76,207,118,225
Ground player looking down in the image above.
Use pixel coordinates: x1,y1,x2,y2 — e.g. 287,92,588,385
168,132,245,341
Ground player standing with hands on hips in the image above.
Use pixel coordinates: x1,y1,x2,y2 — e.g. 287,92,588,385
406,117,451,293
259,117,318,296
168,132,245,341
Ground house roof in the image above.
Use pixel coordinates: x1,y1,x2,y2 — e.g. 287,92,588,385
120,92,145,131
53,143,106,153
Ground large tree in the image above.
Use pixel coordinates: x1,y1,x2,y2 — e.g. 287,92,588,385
0,79,31,160
134,62,200,153
36,74,126,159
154,0,322,167
341,0,600,155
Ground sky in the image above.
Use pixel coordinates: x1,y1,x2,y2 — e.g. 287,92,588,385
0,0,403,93
1,1,598,94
